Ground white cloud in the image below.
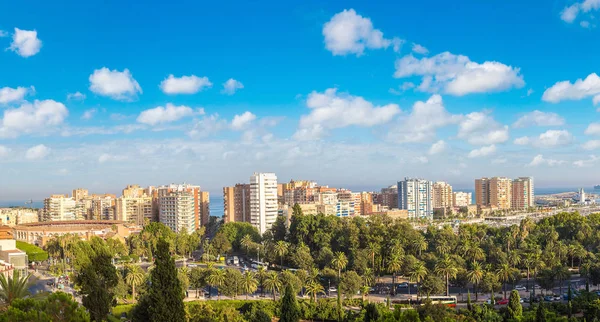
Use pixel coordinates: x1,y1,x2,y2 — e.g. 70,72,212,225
295,88,400,140
98,153,127,164
322,9,401,56
8,28,42,57
389,82,415,95
428,140,446,155
81,108,97,120
585,122,600,135
388,94,461,143
560,0,600,24
582,140,600,150
527,89,534,96
89,67,142,101
160,74,212,94
231,111,256,130
574,155,599,167
468,145,496,158
514,136,530,145
594,95,600,106
0,100,68,138
528,154,565,167
537,130,574,147
542,73,600,103
137,103,195,125
412,43,429,54
513,110,565,128
415,156,429,164
187,114,228,138
457,111,509,145
67,91,86,101
221,78,244,95
0,86,34,104
0,30,7,37
292,124,326,141
0,145,10,158
394,52,524,96
25,144,50,160
580,21,591,28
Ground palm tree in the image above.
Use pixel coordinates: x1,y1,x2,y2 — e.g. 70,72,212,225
240,271,258,300
387,254,402,296
125,264,145,302
331,252,348,282
240,234,253,255
408,261,428,300
467,262,484,301
360,285,371,302
497,263,515,299
207,269,226,300
553,265,571,295
0,271,32,305
256,265,268,297
274,241,289,268
411,234,427,257
264,271,282,301
435,256,458,296
305,281,324,302
363,268,374,287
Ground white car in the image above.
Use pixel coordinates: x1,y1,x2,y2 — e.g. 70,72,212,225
328,287,337,292
514,285,526,291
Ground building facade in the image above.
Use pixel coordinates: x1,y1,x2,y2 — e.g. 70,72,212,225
223,184,251,223
159,192,196,233
250,173,278,234
475,177,513,209
452,192,472,207
511,177,534,210
397,178,433,219
42,195,77,221
432,182,453,208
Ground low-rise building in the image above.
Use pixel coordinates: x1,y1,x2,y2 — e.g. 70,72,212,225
0,225,27,276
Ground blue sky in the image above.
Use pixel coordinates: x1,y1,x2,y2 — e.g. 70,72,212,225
1,0,600,199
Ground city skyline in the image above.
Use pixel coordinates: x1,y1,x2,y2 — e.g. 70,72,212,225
2,1,600,199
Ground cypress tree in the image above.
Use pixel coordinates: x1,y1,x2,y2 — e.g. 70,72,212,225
279,283,300,322
535,303,547,322
132,239,185,322
507,290,522,320
467,290,472,311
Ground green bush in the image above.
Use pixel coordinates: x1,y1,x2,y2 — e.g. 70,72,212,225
16,241,48,262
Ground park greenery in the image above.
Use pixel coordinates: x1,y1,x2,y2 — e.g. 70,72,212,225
8,209,600,320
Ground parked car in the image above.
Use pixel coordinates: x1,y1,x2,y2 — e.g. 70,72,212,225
498,298,509,305
328,287,337,292
544,295,554,302
397,282,409,288
553,295,562,301
514,285,526,291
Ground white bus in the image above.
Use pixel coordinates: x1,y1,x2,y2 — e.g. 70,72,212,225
422,296,457,307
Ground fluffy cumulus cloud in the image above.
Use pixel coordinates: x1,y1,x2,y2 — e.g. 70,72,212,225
585,122,600,135
582,140,600,150
137,103,195,125
231,111,256,130
457,111,509,145
0,86,34,104
221,78,244,95
0,100,68,138
513,110,565,128
514,136,530,145
67,91,86,101
8,28,42,57
160,74,212,94
528,154,565,167
0,145,10,158
188,114,228,138
25,144,50,160
322,9,402,56
388,94,461,143
560,0,600,24
518,130,574,148
89,67,142,101
542,73,600,104
412,43,429,54
295,88,400,140
468,144,496,158
574,155,599,167
428,140,446,155
394,52,524,96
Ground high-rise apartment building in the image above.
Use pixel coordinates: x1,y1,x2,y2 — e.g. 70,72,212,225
397,178,433,219
115,196,153,225
432,182,453,208
154,183,207,231
475,177,512,209
452,192,472,207
250,173,278,234
91,194,116,220
336,190,356,217
42,195,77,221
360,192,374,215
511,177,534,210
223,184,251,223
200,191,210,227
159,192,195,233
122,185,145,198
72,188,88,202
373,185,398,210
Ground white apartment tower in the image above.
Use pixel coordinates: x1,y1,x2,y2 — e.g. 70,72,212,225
42,195,77,221
398,178,433,219
250,172,278,234
159,192,195,233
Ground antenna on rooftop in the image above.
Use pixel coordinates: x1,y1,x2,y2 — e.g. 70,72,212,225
25,199,33,208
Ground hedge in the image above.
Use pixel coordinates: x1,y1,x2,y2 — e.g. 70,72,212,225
16,241,48,262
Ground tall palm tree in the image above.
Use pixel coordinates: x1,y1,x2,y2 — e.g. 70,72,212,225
467,262,484,301
387,254,402,296
125,264,145,302
411,234,427,257
264,271,282,301
363,268,374,287
360,285,371,302
553,265,571,295
305,281,324,302
435,256,458,296
240,271,258,300
408,261,428,300
331,252,348,282
240,234,253,255
207,269,226,300
274,241,289,268
0,271,32,305
496,263,515,299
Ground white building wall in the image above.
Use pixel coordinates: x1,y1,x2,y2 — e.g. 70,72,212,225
250,172,278,234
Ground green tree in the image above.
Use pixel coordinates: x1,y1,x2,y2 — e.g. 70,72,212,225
274,241,289,267
207,268,226,300
125,264,145,302
434,255,458,296
331,252,348,282
387,253,402,296
467,261,484,301
132,239,185,322
507,289,522,320
241,271,258,300
496,263,516,299
305,281,324,302
279,283,300,322
408,261,428,299
2,291,90,322
339,270,362,299
264,271,282,301
0,271,31,305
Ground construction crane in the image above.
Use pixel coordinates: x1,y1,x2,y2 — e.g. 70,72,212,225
24,199,34,208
